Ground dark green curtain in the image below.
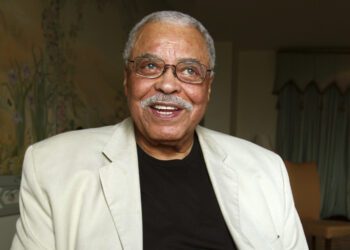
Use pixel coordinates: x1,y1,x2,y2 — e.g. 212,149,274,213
276,83,350,218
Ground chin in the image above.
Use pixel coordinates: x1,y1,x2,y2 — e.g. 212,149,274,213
150,129,185,142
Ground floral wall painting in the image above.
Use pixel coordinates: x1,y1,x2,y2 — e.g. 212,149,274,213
0,0,131,177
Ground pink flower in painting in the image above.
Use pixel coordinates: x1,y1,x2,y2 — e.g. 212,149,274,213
13,112,23,123
57,102,66,120
8,70,17,85
22,65,31,79
56,100,67,132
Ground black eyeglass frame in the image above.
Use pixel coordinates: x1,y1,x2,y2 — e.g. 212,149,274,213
128,57,213,84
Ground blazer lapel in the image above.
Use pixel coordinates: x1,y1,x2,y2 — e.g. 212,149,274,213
196,127,254,249
99,119,143,250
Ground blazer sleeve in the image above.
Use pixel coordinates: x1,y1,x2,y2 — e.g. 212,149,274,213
279,158,309,249
11,146,55,250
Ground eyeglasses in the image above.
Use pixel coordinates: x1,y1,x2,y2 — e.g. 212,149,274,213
128,57,213,84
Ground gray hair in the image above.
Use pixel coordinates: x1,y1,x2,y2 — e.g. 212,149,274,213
123,10,216,69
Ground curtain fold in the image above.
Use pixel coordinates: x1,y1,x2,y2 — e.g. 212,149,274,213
301,84,321,161
318,87,348,217
276,83,322,163
276,83,303,161
346,93,350,218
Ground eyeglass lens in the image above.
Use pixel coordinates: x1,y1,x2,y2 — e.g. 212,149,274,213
133,57,208,84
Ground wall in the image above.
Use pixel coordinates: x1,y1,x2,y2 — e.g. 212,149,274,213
205,41,233,134
0,215,18,250
235,50,277,149
205,47,277,150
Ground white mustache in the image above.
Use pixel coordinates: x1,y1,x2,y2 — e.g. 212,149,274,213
140,94,193,111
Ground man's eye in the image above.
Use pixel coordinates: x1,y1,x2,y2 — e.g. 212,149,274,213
183,66,199,76
185,67,195,75
139,61,160,71
146,63,157,69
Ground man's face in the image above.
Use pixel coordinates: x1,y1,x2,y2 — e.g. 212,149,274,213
124,21,213,150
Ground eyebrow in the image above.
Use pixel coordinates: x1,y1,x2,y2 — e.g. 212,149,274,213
136,53,203,65
178,58,202,64
137,53,161,60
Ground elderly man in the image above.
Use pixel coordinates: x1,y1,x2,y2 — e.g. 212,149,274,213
11,11,307,250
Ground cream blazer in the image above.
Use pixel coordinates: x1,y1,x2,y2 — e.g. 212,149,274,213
11,118,308,250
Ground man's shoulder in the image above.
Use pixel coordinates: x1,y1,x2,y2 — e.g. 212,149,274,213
22,119,133,184
31,118,131,152
26,119,133,169
197,126,272,153
32,125,116,153
196,126,282,169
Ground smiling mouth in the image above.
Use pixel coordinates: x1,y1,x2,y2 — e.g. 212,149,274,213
150,104,182,117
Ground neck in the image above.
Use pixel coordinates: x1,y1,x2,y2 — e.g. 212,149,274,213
135,132,194,161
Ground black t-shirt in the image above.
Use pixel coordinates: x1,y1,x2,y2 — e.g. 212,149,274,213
137,136,237,250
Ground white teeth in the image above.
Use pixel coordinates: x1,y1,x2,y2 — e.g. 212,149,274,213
158,111,172,115
153,105,177,110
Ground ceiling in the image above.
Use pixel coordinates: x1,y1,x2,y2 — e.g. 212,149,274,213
165,0,350,50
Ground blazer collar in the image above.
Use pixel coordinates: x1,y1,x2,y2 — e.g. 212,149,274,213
100,118,143,250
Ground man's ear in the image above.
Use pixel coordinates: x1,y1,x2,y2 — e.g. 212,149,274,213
123,69,128,96
207,75,214,101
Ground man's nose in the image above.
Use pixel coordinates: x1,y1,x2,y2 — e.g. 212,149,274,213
154,66,181,94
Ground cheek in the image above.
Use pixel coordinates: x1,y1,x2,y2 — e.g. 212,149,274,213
126,77,151,100
184,86,210,106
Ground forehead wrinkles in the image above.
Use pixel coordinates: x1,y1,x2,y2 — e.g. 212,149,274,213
134,34,188,59
163,40,178,60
